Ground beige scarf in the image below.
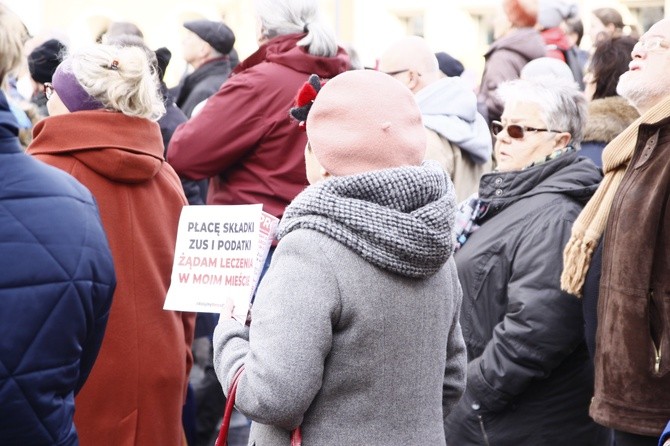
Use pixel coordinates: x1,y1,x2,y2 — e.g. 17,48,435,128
561,94,670,297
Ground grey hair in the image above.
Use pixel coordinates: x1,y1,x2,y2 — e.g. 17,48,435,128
103,34,159,78
254,0,338,57
496,76,587,148
68,44,165,121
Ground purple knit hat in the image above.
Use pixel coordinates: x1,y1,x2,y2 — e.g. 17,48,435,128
51,58,104,112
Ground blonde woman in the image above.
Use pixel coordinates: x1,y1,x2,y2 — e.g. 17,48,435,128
27,44,195,446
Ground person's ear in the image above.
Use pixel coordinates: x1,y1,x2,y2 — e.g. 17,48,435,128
407,70,421,91
199,41,213,59
555,132,572,149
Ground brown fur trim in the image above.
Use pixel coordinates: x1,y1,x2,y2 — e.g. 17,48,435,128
583,96,640,144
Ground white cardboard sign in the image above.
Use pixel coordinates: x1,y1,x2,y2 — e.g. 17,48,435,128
164,204,278,322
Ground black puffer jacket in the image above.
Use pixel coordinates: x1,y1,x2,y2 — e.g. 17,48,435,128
445,152,609,445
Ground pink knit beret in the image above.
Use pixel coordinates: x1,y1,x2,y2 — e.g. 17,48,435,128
306,70,426,177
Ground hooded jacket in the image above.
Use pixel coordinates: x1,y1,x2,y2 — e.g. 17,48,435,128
168,34,349,220
0,92,115,446
214,163,466,445
580,96,640,167
445,153,609,445
27,110,195,446
477,28,546,125
416,76,492,201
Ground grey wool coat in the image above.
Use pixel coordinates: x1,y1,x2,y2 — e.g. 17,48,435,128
214,163,466,445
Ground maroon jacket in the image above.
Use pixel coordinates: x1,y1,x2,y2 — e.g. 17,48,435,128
168,34,349,219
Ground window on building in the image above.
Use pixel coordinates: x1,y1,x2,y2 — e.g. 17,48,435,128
397,12,424,37
628,5,664,34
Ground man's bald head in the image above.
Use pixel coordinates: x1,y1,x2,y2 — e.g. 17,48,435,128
378,36,441,93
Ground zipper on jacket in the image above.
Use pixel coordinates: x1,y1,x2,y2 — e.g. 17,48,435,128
471,405,490,446
471,401,491,446
650,289,663,374
477,414,490,446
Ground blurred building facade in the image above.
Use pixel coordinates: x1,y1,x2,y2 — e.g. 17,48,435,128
4,0,666,87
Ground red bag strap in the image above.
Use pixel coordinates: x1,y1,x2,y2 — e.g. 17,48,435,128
215,366,245,446
291,427,303,446
215,365,303,446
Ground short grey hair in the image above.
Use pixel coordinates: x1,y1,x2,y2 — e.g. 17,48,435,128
497,76,587,148
254,0,338,57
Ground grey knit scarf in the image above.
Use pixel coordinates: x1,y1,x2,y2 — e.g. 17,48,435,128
277,161,456,278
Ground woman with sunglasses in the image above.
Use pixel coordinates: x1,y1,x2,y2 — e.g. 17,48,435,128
445,76,609,445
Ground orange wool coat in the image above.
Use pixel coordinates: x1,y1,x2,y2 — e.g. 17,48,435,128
28,110,195,446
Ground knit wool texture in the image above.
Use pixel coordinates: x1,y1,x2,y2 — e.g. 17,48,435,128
277,161,455,278
306,70,426,177
52,59,104,112
561,93,670,296
28,39,66,84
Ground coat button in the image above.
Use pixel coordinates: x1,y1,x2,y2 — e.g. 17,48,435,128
495,189,503,196
495,177,503,185
472,402,481,411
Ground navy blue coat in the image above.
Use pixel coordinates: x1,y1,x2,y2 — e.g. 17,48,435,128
0,91,116,445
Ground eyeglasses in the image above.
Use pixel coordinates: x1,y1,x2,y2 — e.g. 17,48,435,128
491,120,562,139
382,69,410,76
633,36,670,52
44,82,54,100
379,69,422,78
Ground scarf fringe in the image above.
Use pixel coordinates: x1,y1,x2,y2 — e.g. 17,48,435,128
560,94,670,296
561,236,598,298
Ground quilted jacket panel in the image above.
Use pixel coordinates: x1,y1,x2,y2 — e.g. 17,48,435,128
0,92,116,445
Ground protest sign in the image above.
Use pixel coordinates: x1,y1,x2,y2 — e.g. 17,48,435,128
164,204,278,322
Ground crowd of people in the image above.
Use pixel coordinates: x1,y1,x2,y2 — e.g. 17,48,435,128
1,0,670,444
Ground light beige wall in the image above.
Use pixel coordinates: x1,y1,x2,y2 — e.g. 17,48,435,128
4,0,661,88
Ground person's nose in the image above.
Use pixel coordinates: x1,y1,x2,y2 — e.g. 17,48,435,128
495,127,510,142
631,42,646,59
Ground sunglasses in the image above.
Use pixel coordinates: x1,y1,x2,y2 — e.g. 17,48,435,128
491,120,562,139
44,82,54,100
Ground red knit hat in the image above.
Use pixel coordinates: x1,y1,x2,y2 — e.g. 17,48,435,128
503,0,538,28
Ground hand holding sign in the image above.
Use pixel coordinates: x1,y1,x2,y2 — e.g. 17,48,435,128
164,204,278,322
